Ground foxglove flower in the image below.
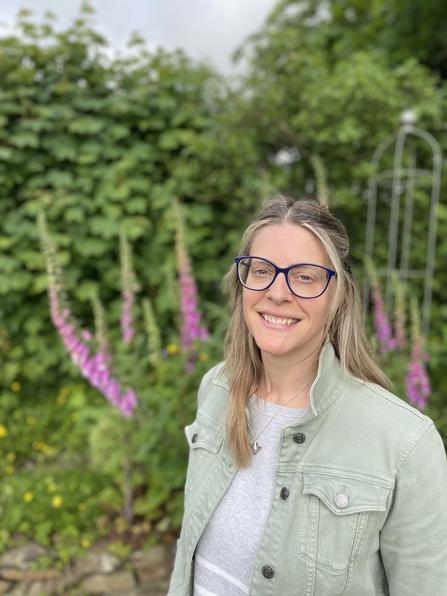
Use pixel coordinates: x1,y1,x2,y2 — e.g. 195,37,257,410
175,207,208,359
365,258,397,353
120,231,139,345
38,213,138,417
405,299,431,409
370,286,397,353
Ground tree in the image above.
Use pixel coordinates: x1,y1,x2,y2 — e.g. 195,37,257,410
236,0,447,442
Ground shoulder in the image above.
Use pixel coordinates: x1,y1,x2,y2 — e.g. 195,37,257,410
196,361,229,414
350,375,431,427
345,375,441,469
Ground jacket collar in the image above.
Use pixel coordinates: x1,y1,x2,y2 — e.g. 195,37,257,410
213,342,350,420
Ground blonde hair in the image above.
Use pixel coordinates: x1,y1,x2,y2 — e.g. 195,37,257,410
224,196,388,468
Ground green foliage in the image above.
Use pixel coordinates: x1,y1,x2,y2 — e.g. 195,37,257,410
0,340,217,557
0,8,266,394
0,382,109,557
237,0,447,442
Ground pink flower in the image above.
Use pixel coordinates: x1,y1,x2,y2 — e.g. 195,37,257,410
370,287,397,353
405,358,431,409
82,330,92,342
40,215,140,417
176,243,208,357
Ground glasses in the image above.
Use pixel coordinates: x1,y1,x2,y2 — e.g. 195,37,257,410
235,256,336,299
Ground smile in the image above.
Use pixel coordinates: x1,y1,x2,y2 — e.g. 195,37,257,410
261,313,299,325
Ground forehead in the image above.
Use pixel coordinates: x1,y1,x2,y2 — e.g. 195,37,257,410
250,223,331,266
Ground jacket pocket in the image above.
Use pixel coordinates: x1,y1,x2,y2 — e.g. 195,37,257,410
184,418,224,498
297,468,391,574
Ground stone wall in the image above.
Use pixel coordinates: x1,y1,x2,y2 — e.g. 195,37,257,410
0,540,175,596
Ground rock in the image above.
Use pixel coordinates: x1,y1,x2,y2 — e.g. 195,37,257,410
82,570,137,594
0,543,56,570
131,544,174,582
0,580,10,595
0,568,61,581
104,586,168,596
4,582,30,596
25,578,61,596
73,550,121,580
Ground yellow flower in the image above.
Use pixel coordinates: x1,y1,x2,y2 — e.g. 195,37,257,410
6,453,16,462
56,395,66,405
5,465,14,474
0,425,8,438
10,382,21,392
81,539,91,549
78,503,87,511
23,492,34,503
46,483,57,494
198,352,208,362
60,387,70,397
166,343,179,355
70,412,79,422
26,416,35,425
51,495,63,508
32,441,42,450
41,443,53,454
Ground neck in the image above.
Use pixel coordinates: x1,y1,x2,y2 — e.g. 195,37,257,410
258,344,322,407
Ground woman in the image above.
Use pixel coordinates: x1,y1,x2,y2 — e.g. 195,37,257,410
168,196,447,596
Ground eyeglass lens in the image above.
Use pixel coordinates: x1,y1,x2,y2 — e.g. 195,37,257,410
238,258,329,298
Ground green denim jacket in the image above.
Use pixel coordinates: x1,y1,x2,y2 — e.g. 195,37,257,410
168,343,447,596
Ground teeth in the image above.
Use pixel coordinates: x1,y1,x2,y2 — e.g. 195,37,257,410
262,314,298,325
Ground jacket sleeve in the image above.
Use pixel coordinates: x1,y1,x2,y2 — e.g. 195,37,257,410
167,363,225,596
380,423,447,595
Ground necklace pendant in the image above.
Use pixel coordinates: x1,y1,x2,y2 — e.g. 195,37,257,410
251,440,262,454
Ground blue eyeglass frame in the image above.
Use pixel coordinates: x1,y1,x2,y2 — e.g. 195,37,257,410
235,256,337,299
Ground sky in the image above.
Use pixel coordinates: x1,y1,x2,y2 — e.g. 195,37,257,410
0,0,279,73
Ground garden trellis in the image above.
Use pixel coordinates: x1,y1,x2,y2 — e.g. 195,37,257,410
363,110,442,340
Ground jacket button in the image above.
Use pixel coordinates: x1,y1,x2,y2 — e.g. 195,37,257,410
335,493,349,508
191,433,199,443
262,565,274,579
280,487,289,500
293,432,306,444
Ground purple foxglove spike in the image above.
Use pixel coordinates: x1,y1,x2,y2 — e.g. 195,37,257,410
104,380,120,405
59,324,75,337
89,369,103,389
80,358,96,379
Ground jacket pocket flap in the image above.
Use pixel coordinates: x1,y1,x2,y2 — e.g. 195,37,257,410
302,471,389,515
185,419,223,453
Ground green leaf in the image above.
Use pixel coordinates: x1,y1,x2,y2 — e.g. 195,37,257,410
0,148,13,161
73,280,100,301
74,238,108,257
10,132,39,148
124,197,147,214
68,117,107,135
16,250,44,271
88,217,120,239
0,256,20,273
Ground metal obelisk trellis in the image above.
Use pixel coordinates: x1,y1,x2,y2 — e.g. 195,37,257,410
363,110,442,340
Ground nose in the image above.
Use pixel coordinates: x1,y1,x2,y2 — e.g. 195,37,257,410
266,271,293,302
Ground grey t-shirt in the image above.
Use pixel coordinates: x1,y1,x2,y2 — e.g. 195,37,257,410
194,395,307,596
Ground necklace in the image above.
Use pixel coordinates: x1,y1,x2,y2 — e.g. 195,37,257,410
247,377,314,454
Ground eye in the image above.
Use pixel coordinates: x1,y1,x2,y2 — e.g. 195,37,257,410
250,259,274,277
254,267,269,276
298,274,312,282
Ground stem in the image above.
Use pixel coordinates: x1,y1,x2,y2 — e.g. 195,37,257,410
122,449,133,524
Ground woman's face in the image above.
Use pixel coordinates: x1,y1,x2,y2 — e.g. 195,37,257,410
242,223,336,365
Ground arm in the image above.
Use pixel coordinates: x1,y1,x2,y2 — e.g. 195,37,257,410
380,423,447,595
